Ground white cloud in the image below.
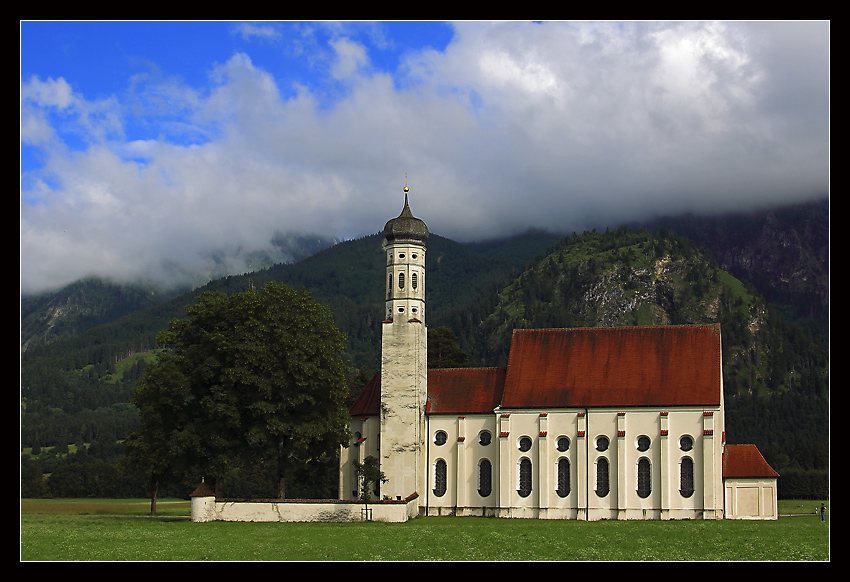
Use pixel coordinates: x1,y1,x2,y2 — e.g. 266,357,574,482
231,22,281,42
20,21,829,295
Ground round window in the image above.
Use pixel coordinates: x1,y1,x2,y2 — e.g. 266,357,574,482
596,436,609,452
519,437,532,452
479,431,492,446
637,436,650,451
557,436,570,452
680,436,693,451
434,431,447,446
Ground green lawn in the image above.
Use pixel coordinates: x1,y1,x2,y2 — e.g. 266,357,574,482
20,499,829,561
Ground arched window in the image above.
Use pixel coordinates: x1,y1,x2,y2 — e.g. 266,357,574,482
411,272,418,290
680,457,695,498
637,458,651,498
398,272,405,289
434,459,447,497
478,459,492,497
518,458,532,498
557,458,570,498
596,457,609,497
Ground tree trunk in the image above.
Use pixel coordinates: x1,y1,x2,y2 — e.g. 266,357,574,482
149,479,159,515
278,476,286,500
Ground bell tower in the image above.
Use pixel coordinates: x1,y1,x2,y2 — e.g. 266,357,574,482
379,182,429,501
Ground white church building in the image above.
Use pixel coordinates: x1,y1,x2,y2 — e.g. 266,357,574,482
339,188,779,521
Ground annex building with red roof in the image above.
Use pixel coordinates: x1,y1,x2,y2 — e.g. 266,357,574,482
339,189,778,521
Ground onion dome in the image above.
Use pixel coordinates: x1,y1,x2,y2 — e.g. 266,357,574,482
383,186,429,243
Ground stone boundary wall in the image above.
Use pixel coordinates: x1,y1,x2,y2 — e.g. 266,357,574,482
190,491,419,523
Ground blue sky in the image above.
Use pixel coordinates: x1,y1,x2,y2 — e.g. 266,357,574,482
21,21,829,295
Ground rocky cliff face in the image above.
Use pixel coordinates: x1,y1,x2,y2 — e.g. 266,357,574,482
587,256,722,327
639,198,828,326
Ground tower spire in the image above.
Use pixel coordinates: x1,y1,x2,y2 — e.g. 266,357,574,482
404,172,409,206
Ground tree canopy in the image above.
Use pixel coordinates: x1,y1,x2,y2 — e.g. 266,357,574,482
125,282,351,509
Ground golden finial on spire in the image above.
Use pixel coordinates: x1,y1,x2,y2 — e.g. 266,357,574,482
404,172,409,194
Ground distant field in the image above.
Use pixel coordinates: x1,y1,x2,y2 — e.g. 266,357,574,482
20,499,829,561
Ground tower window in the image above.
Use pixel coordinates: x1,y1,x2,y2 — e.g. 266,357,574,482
398,272,405,289
411,272,418,289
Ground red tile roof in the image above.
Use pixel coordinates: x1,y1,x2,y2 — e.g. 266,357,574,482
350,368,506,416
349,370,381,417
723,444,780,478
502,325,722,408
349,325,723,416
427,368,506,414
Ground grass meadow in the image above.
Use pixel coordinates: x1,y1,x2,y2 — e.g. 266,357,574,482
21,498,829,561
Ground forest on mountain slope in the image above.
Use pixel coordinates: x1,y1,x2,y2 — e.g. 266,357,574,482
20,201,828,499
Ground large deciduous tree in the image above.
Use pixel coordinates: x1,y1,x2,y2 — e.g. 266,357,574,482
126,282,351,511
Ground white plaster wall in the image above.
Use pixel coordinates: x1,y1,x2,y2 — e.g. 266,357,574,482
191,497,418,523
421,407,725,520
724,478,778,520
424,414,499,515
339,415,381,500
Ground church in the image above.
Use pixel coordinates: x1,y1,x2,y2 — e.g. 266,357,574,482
339,188,779,521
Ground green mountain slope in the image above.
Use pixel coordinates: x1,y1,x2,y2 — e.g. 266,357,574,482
20,208,828,498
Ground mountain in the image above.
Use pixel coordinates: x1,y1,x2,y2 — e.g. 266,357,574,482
20,199,829,498
637,198,828,335
20,232,340,352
